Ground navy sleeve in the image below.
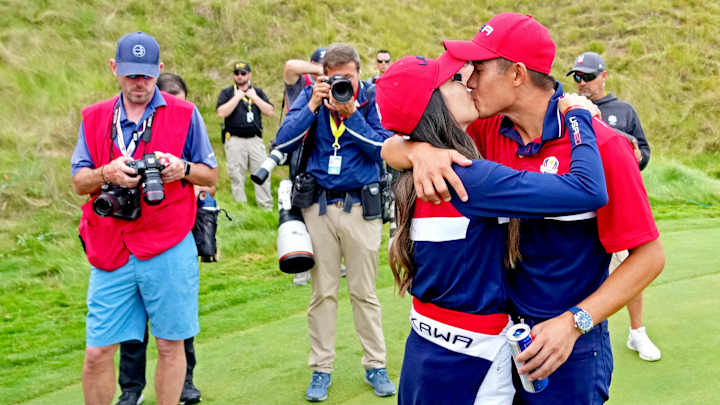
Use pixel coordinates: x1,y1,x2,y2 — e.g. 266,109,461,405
71,121,94,176
274,86,317,154
342,86,392,162
450,109,608,218
182,106,218,168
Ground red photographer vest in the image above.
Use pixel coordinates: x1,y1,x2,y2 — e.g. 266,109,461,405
78,93,197,271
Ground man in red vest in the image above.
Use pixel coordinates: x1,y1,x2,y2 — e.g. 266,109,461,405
71,32,218,405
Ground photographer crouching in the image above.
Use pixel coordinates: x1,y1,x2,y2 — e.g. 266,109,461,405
70,32,218,405
274,43,395,402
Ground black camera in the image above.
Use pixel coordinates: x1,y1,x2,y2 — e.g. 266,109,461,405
326,75,354,103
127,153,166,206
92,154,166,220
251,148,286,185
93,183,142,221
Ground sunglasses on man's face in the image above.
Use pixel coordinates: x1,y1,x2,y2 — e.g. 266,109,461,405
234,70,249,76
126,74,153,80
573,72,598,83
377,59,391,64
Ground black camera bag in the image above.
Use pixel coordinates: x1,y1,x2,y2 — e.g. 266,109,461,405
193,208,218,261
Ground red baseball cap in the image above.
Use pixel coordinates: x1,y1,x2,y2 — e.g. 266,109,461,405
443,13,555,75
376,52,465,135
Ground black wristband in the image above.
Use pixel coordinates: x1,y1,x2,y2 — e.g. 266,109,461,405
184,160,191,177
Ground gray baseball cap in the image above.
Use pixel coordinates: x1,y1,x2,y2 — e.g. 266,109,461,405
566,51,605,76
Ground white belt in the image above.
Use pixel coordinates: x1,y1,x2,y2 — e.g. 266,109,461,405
410,307,510,361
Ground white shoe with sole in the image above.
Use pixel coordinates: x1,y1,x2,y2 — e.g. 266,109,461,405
293,271,311,286
627,326,661,361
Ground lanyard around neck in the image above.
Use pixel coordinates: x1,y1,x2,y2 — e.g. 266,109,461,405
111,102,154,158
328,111,345,150
236,85,253,107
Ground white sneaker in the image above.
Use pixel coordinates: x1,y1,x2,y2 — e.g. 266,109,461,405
293,271,311,286
627,327,661,361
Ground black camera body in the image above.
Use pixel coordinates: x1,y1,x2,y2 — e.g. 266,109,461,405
127,153,166,206
92,154,166,220
325,75,354,103
93,183,142,221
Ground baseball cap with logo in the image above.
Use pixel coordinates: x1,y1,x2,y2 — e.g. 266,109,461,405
566,51,605,76
442,13,556,75
234,61,251,73
310,48,327,63
115,32,160,78
375,52,466,135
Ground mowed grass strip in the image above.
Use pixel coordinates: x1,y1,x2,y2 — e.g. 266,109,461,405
16,219,720,405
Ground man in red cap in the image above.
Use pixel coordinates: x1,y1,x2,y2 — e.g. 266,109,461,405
382,13,664,404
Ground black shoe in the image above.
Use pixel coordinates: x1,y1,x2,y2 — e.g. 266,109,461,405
116,391,144,405
180,379,202,404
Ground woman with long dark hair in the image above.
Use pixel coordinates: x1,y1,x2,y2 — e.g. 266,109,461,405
375,54,608,405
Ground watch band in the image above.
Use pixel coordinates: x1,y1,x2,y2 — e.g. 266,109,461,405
184,160,191,177
569,306,593,334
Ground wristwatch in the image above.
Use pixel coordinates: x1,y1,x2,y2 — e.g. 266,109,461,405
184,160,191,177
569,306,593,334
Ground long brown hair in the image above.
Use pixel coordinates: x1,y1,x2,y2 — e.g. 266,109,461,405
388,90,521,296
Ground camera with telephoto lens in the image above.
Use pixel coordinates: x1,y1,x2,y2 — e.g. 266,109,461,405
251,148,287,185
92,153,167,220
325,74,354,103
276,179,315,273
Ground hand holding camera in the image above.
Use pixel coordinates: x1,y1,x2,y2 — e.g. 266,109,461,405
308,76,331,111
102,156,141,189
154,151,185,183
93,153,169,220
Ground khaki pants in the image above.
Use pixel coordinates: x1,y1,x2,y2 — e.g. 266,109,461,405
224,136,273,209
302,202,386,373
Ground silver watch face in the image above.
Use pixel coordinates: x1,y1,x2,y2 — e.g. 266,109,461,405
574,311,593,333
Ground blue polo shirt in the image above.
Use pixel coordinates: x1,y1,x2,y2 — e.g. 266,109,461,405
411,109,607,315
274,82,392,192
71,88,217,175
467,82,658,320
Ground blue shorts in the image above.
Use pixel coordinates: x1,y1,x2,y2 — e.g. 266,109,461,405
511,318,613,405
86,232,200,347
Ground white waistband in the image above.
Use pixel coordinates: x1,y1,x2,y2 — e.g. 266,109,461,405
410,307,510,361
544,211,597,221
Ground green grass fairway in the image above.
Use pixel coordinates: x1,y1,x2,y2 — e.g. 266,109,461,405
16,219,720,405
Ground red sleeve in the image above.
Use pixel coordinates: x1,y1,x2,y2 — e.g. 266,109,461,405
595,122,659,253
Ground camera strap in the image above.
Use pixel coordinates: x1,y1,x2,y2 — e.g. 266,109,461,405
111,102,155,159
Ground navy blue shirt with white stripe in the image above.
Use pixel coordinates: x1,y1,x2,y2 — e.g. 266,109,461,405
410,109,608,315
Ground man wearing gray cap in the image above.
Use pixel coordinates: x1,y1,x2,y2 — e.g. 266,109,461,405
568,51,660,362
567,52,650,169
71,31,218,405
